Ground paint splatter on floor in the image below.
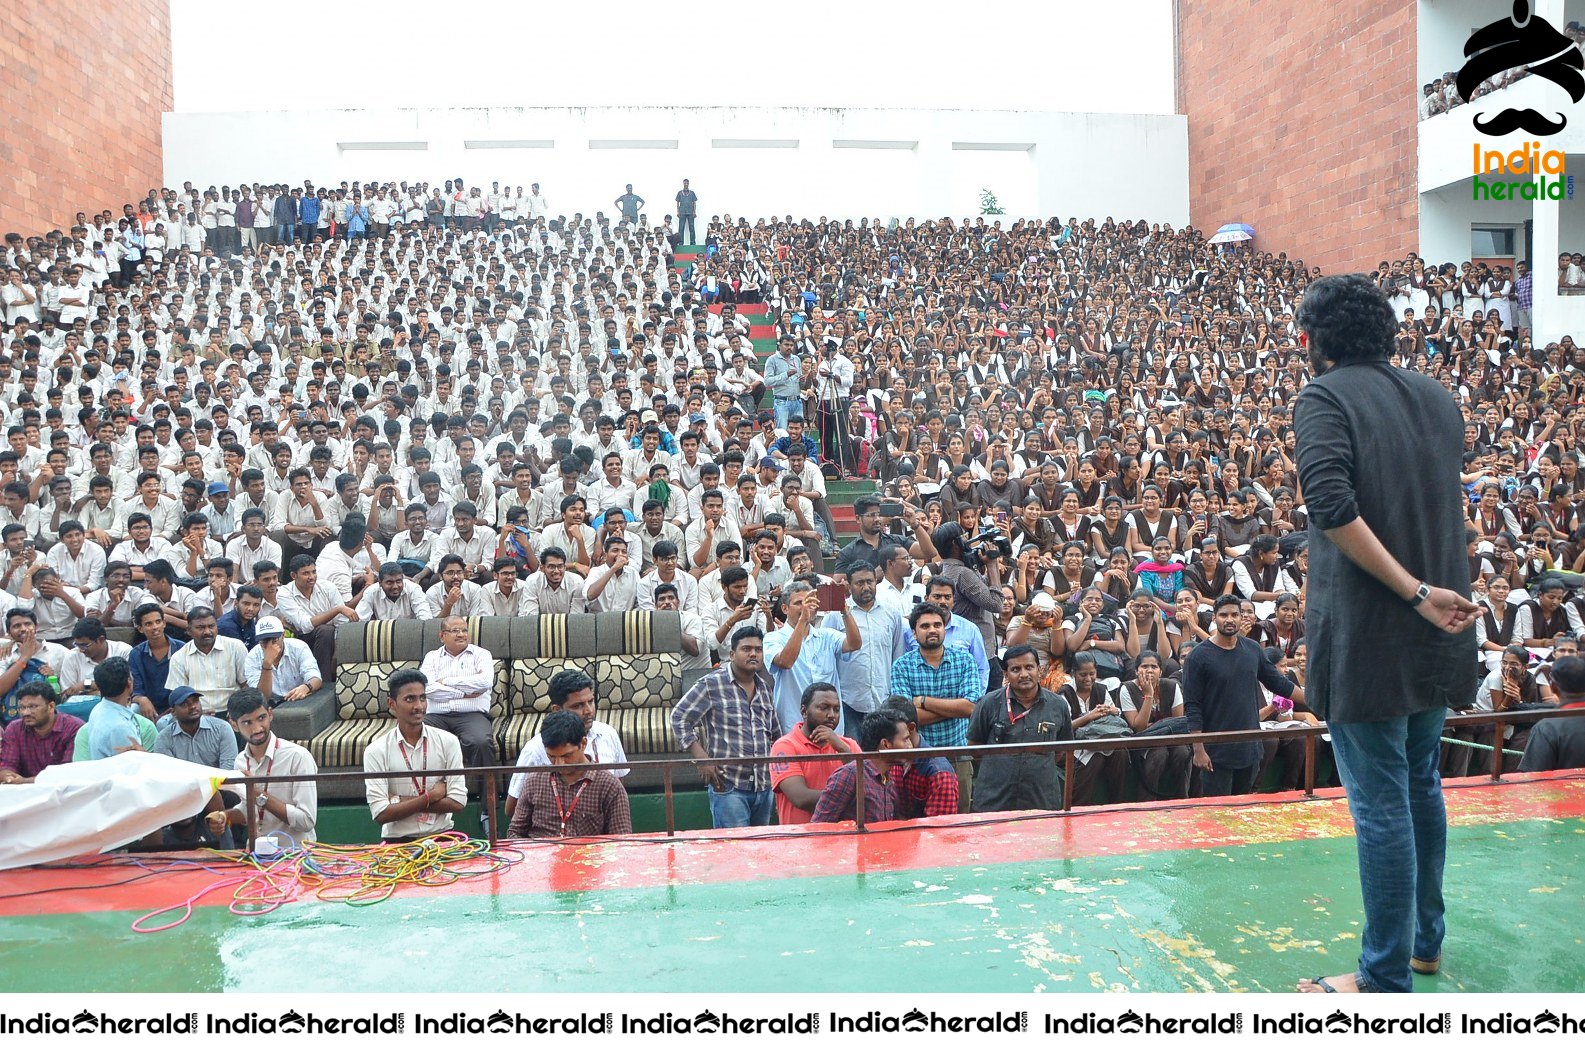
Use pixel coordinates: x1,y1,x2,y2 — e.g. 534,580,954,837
1,776,1582,992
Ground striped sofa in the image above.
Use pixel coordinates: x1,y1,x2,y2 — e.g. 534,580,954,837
288,612,701,798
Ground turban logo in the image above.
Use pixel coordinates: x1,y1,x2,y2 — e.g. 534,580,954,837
1458,0,1585,135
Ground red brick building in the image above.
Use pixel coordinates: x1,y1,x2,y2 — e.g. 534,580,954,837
0,0,172,235
1176,0,1418,273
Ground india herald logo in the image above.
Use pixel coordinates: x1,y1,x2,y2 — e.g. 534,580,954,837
1459,0,1585,135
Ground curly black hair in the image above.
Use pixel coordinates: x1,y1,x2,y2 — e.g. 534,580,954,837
1295,273,1396,364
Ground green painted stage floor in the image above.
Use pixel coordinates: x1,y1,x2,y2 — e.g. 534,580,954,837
2,776,1582,993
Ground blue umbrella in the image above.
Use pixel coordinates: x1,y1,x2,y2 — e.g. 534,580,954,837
1208,223,1255,245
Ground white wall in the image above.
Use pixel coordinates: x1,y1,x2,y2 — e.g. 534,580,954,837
161,107,1189,224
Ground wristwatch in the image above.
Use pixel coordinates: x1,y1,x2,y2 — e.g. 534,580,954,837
1409,581,1431,608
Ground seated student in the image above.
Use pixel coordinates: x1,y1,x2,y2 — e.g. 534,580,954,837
225,507,282,584
82,560,147,629
57,617,134,709
209,688,319,842
0,680,83,784
0,608,70,721
505,668,629,820
275,554,358,683
355,562,434,621
810,709,912,823
244,615,322,705
506,709,632,838
425,553,484,620
129,602,184,714
364,668,467,843
770,681,856,825
79,656,157,760
217,584,264,647
884,696,962,818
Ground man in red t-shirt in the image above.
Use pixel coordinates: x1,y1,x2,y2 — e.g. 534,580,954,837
769,682,857,825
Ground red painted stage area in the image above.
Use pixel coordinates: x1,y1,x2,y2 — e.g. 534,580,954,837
3,773,1582,919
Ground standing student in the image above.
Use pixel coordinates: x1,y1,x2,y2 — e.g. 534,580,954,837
1293,274,1479,995
1182,594,1304,798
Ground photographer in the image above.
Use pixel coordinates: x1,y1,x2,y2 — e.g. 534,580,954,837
917,522,1005,656
966,643,1074,812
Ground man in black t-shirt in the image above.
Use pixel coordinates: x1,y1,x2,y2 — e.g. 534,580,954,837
1182,594,1302,797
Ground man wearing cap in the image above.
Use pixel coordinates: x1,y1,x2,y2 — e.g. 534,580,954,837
204,480,241,543
153,684,240,847
244,615,322,705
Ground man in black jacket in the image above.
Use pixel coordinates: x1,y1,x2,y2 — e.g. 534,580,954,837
1293,274,1480,994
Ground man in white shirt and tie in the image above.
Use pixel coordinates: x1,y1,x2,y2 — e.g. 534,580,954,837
418,616,497,772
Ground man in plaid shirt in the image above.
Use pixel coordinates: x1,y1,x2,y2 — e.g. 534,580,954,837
810,709,910,823
886,698,962,817
889,602,982,748
671,624,782,828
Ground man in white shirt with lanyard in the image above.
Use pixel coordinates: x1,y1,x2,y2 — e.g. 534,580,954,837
212,687,318,843
363,667,466,843
418,616,497,772
503,667,627,823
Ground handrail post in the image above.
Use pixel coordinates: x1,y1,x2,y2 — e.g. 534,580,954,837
853,754,866,831
1062,749,1074,811
483,772,498,848
1303,730,1317,797
244,781,258,854
1491,718,1505,780
663,764,676,838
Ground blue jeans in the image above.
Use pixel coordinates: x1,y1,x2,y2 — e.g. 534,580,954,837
707,786,774,828
277,223,295,243
1329,706,1447,992
774,396,800,430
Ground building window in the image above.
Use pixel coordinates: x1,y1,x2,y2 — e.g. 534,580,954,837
1472,227,1517,257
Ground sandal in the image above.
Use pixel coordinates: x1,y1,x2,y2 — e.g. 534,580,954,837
1310,976,1340,992
1410,956,1440,975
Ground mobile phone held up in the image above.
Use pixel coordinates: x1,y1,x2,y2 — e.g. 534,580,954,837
817,583,847,614
878,501,904,517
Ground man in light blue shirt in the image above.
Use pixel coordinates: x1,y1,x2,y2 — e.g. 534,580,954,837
762,336,804,430
85,655,145,760
764,580,861,735
902,577,991,694
243,615,323,704
823,563,905,732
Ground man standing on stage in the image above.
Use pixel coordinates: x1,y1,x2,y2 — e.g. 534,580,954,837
1293,274,1479,994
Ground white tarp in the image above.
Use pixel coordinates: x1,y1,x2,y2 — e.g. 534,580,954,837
0,751,232,871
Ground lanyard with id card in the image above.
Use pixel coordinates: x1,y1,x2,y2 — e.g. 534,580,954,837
398,735,437,829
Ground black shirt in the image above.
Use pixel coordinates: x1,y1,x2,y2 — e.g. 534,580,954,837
1182,635,1297,769
1295,362,1475,722
1518,707,1585,772
967,687,1074,812
835,534,890,576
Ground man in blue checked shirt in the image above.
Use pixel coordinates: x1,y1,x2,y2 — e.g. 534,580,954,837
889,602,982,748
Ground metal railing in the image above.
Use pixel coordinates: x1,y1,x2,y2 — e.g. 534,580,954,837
222,706,1585,852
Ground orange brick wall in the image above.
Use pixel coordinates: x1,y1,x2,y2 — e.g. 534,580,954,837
1176,0,1418,273
0,0,172,236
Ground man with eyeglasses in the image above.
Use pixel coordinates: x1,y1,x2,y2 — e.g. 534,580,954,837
58,617,133,702
418,615,497,773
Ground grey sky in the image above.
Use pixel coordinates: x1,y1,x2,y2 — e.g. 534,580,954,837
171,0,1175,114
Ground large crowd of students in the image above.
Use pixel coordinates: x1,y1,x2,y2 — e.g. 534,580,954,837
0,173,1582,843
